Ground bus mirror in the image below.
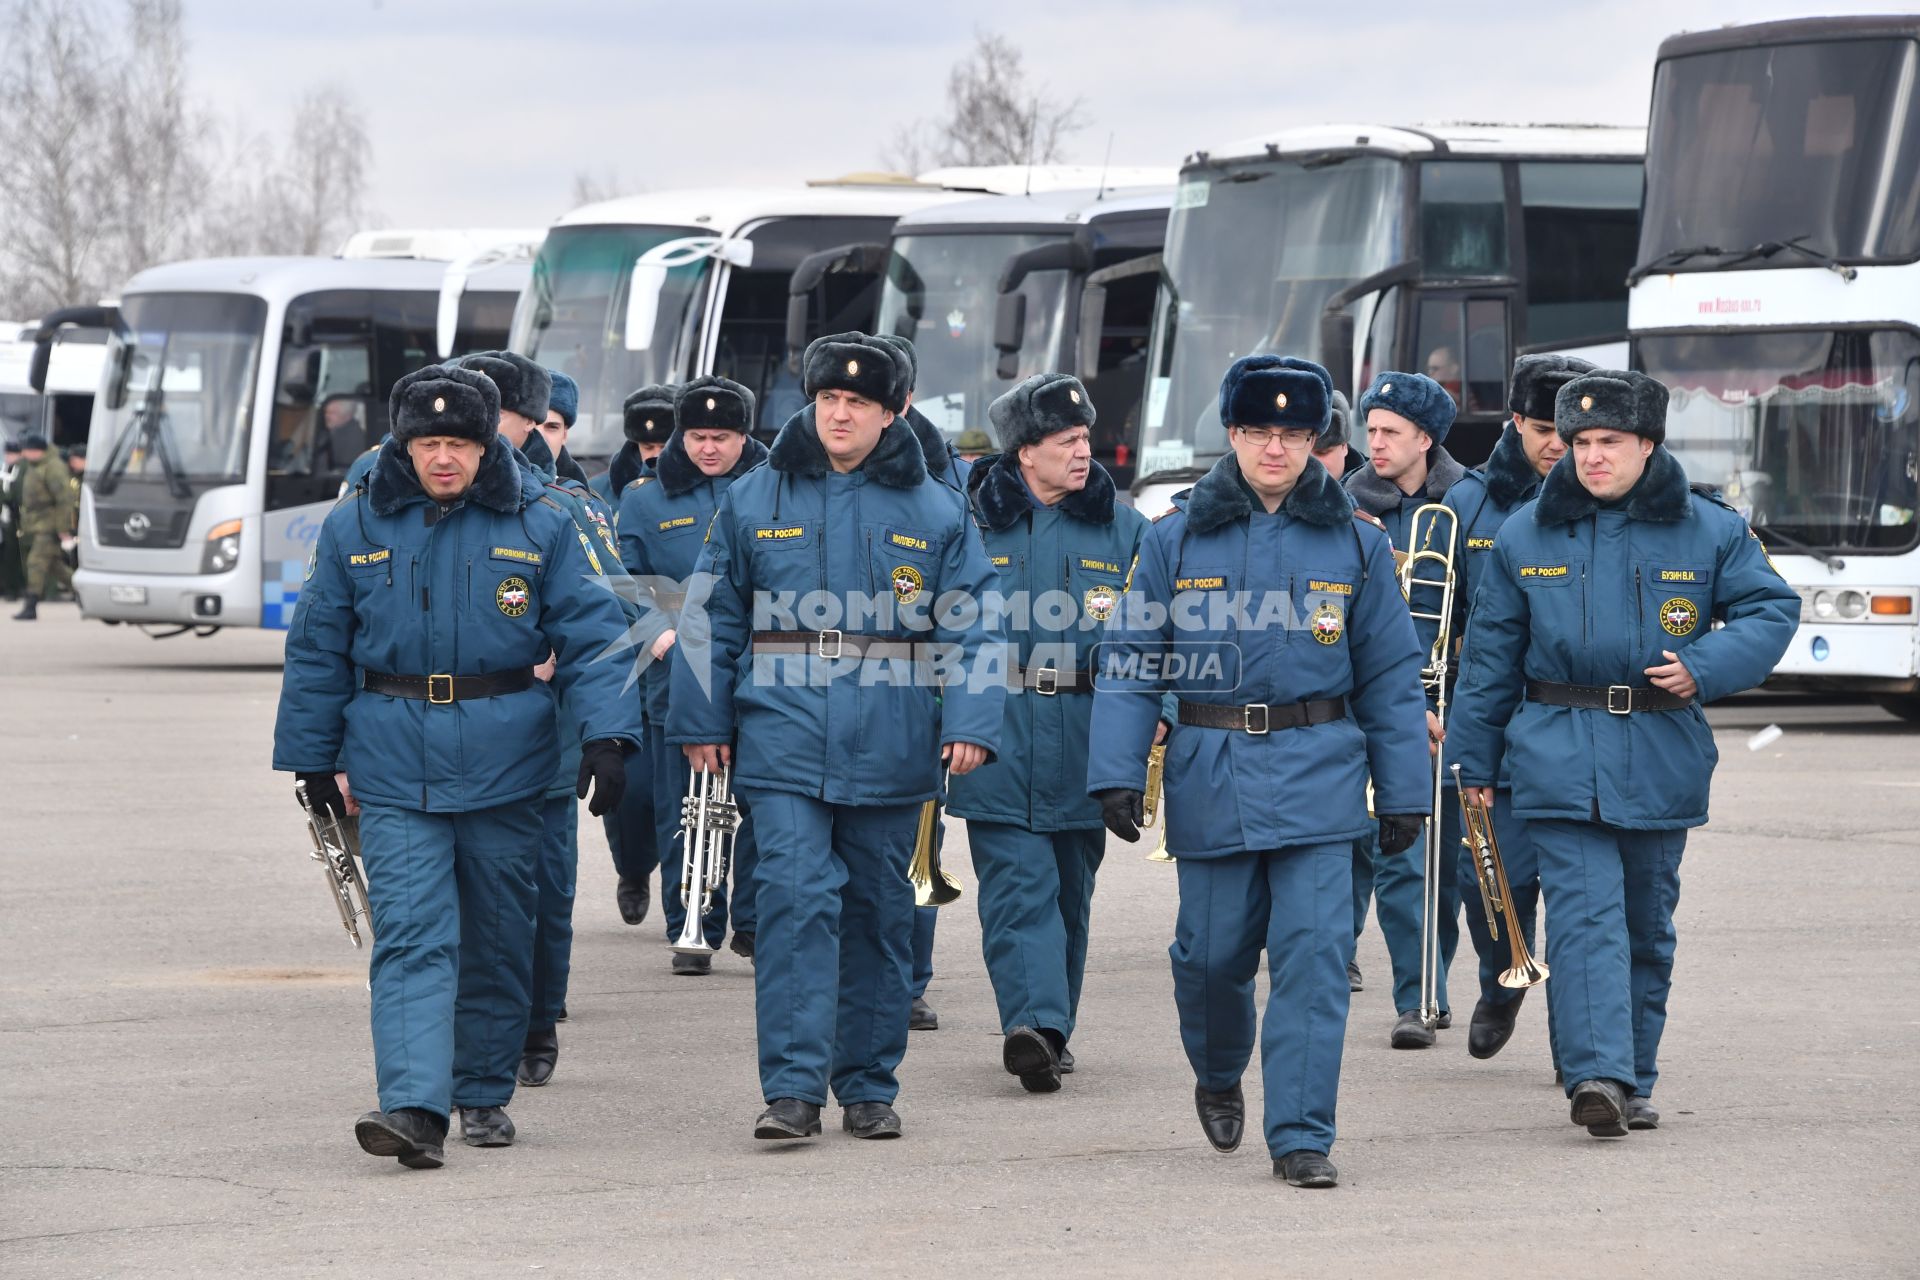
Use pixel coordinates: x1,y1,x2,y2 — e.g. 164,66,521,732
1076,282,1107,380
1319,313,1357,398
624,237,755,352
785,294,811,372
993,293,1027,379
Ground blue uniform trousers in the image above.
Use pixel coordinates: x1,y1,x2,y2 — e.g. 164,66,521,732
359,801,541,1116
1374,801,1462,1015
740,788,919,1106
605,737,658,885
1455,788,1542,1010
528,795,578,1031
1172,842,1351,1159
1532,820,1685,1099
967,822,1105,1040
1350,833,1376,948
911,907,937,998
647,722,730,949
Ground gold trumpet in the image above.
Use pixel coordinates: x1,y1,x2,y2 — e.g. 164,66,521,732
1451,764,1548,989
1141,743,1175,863
909,776,963,906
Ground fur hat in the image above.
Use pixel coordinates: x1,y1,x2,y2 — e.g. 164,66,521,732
1509,353,1595,422
458,351,551,423
19,433,47,451
801,331,905,412
622,384,676,445
389,364,501,445
1218,355,1332,432
1320,389,1352,451
1358,370,1455,445
877,333,918,399
1555,369,1669,445
547,370,579,428
989,373,1097,451
675,376,755,433
954,428,993,454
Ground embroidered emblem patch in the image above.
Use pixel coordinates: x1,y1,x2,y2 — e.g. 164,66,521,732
1660,597,1699,637
496,576,531,617
892,564,923,604
1310,601,1344,645
1084,583,1117,622
303,548,316,580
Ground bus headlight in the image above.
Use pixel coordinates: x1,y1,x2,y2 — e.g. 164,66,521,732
201,519,243,575
1835,589,1869,619
1812,590,1837,618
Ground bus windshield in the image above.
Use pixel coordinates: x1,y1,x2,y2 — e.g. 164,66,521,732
1639,329,1920,553
90,292,266,495
1640,37,1920,270
1139,156,1404,475
875,230,1068,441
512,223,708,458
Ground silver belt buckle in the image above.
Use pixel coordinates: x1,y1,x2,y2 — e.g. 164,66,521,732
428,673,455,705
1244,703,1270,734
1033,667,1059,695
816,629,844,660
1606,684,1634,715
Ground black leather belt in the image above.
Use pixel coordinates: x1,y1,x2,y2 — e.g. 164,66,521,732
1177,696,1347,734
1526,680,1691,714
751,630,921,660
1014,664,1092,695
363,668,537,704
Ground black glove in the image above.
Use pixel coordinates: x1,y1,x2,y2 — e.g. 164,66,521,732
1094,788,1145,843
576,739,629,817
1378,813,1425,856
296,771,346,819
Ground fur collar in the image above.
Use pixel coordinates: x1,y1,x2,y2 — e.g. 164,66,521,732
519,428,558,480
1343,445,1467,515
556,446,589,488
1186,453,1354,535
1482,424,1543,508
1535,444,1691,526
656,428,769,498
965,450,1117,532
367,434,528,517
766,404,926,488
607,441,647,496
904,406,954,481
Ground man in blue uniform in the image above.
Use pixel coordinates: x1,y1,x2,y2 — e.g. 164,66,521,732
1447,369,1796,1137
593,385,674,507
1344,370,1465,1048
618,376,769,973
949,372,1152,1091
273,363,643,1168
1415,354,1590,1063
670,332,1006,1141
1088,355,1430,1188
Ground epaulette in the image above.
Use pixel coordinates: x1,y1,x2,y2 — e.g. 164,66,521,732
1688,481,1741,515
535,493,569,515
625,476,651,491
1354,509,1387,532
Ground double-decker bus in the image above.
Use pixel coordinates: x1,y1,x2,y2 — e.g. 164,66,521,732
1629,15,1920,716
1133,122,1645,514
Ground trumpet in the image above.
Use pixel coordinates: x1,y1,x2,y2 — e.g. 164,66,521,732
1141,743,1174,864
909,769,963,907
673,762,740,955
296,779,372,949
1400,503,1460,1032
1452,765,1548,989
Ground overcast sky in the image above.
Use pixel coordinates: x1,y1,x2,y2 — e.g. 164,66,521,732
186,1,1917,231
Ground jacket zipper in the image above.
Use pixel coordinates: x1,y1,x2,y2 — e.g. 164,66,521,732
1635,565,1644,652
1580,563,1589,650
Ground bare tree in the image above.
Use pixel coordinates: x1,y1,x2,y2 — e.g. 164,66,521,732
571,168,628,208
276,87,372,255
99,0,206,286
882,29,1088,172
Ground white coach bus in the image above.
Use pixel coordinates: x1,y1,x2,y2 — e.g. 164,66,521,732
1627,15,1920,716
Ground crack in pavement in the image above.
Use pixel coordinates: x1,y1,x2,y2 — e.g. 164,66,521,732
0,1163,286,1194
0,1219,247,1248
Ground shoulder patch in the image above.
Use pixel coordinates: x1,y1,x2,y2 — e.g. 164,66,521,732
1353,510,1387,533
626,475,651,491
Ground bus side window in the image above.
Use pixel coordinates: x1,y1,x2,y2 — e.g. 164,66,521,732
1519,162,1642,347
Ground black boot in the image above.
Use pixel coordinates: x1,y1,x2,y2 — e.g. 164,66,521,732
754,1098,822,1140
1347,959,1363,992
729,931,755,961
1273,1149,1338,1188
1391,1009,1435,1049
671,952,711,975
1194,1083,1245,1153
616,876,649,925
1467,988,1526,1060
517,1024,559,1088
1569,1078,1628,1137
842,1101,903,1139
1002,1026,1062,1093
11,593,36,621
909,996,938,1030
1625,1096,1660,1130
1058,1045,1076,1075
355,1108,448,1169
457,1105,516,1147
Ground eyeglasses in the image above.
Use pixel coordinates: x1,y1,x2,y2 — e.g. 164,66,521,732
1235,427,1317,451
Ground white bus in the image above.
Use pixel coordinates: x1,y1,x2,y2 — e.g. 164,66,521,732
0,309,113,449
73,254,527,634
1133,122,1645,514
1629,15,1920,715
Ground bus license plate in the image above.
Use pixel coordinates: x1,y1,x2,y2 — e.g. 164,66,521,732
108,585,148,605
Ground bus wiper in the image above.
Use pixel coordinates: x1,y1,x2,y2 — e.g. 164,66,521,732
94,392,192,501
1625,245,1728,285
1130,464,1211,494
1754,523,1845,571
1748,235,1859,282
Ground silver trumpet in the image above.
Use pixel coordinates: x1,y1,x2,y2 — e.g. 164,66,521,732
672,762,740,955
296,779,373,949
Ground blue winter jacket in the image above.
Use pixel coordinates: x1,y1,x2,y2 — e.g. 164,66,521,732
617,428,769,725
273,436,645,812
667,406,1007,806
947,453,1150,832
1445,446,1798,829
1343,445,1469,553
1086,454,1431,857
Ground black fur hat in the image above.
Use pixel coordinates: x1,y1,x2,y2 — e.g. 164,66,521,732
1555,369,1669,444
622,384,677,445
458,350,551,423
1358,370,1455,445
877,333,918,399
989,372,1096,451
1218,355,1332,432
1320,390,1352,450
389,364,501,445
1509,353,1596,422
802,331,905,412
675,376,755,433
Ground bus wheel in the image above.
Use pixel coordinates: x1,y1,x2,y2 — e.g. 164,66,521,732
1873,694,1920,724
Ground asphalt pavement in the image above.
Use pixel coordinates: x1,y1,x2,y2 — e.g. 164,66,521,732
2,604,1914,1277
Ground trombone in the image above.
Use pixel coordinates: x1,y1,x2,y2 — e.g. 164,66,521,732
1399,503,1459,1032
909,769,963,906
672,762,741,954
296,778,373,949
1451,764,1548,989
1142,743,1174,864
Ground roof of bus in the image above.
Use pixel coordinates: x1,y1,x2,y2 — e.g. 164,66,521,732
552,185,971,234
115,255,528,303
890,185,1177,232
1193,122,1646,165
1658,14,1920,59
